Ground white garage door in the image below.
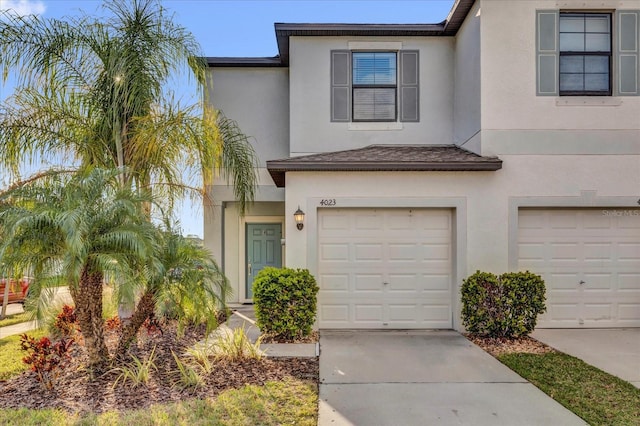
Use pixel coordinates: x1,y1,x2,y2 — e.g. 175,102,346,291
518,209,640,328
317,208,452,329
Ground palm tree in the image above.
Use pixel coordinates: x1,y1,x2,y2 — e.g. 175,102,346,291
0,0,257,356
0,0,256,212
0,168,160,369
115,225,230,357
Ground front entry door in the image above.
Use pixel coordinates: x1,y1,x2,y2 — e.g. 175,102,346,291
246,223,282,300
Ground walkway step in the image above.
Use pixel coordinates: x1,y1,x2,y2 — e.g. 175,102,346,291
0,320,38,339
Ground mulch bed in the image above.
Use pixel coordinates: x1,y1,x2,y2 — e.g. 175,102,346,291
0,321,318,415
466,334,557,357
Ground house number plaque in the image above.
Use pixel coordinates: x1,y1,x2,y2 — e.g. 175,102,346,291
319,199,336,206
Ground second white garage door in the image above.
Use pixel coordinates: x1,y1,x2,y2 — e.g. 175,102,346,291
317,208,453,329
519,208,640,328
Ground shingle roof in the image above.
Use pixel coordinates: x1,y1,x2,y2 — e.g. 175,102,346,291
266,144,502,187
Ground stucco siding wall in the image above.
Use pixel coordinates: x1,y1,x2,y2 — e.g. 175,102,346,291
283,155,640,328
453,1,482,152
207,67,290,165
478,0,640,156
289,36,455,155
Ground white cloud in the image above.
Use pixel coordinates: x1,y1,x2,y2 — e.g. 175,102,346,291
0,0,46,16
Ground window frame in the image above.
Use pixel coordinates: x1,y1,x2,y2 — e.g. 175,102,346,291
351,51,398,122
559,12,613,96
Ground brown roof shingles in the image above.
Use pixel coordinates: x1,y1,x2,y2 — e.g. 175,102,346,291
266,144,502,187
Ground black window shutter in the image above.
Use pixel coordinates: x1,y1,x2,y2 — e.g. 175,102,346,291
536,10,559,96
616,10,640,96
399,50,419,122
330,50,351,122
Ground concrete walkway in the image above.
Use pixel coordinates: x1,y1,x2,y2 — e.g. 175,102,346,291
0,287,74,339
318,330,586,426
223,305,317,357
0,304,38,339
532,328,640,388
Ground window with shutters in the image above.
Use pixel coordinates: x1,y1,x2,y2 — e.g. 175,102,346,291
331,50,419,122
352,52,397,121
536,10,640,97
559,13,611,95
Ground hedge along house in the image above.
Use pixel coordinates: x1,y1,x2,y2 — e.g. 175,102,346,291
204,0,640,331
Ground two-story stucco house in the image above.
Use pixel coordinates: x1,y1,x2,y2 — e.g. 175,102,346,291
204,0,640,331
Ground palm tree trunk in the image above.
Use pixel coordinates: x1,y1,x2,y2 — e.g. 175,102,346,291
115,288,155,358
70,266,110,370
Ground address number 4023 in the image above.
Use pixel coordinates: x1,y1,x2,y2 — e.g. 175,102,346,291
319,199,336,206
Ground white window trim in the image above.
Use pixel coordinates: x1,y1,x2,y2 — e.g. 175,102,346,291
348,122,404,131
348,41,403,50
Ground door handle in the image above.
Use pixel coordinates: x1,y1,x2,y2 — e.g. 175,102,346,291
248,263,252,275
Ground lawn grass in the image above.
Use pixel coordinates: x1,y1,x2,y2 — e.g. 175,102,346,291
0,311,32,328
0,328,48,380
0,378,318,425
499,352,640,426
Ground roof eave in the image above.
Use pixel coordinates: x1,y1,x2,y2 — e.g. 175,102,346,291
266,159,503,188
206,56,285,67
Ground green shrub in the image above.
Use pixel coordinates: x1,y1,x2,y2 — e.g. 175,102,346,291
253,267,319,341
461,270,546,337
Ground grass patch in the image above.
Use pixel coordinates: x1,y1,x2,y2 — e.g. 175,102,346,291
0,311,32,328
499,352,640,426
0,328,48,380
0,378,318,425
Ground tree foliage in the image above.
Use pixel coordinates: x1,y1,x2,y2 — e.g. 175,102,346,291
0,0,257,366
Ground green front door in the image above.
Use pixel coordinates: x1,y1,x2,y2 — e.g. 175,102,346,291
246,223,282,299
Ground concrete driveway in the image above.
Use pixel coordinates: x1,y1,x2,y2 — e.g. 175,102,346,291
532,328,640,388
318,330,585,426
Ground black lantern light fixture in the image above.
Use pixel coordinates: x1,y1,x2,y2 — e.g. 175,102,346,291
294,206,305,230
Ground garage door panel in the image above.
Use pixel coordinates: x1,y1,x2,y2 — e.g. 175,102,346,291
319,304,349,324
519,209,640,328
354,304,384,322
546,273,581,292
619,243,640,260
354,274,384,292
320,243,349,261
318,208,453,329
619,304,640,321
583,274,614,291
544,303,580,322
388,243,419,261
583,304,612,322
354,243,383,261
320,274,349,292
620,274,640,290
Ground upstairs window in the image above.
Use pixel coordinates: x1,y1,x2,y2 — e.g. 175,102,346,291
331,50,419,122
536,10,640,97
352,52,397,121
559,13,611,95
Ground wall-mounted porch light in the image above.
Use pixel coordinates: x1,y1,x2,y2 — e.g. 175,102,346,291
294,206,305,230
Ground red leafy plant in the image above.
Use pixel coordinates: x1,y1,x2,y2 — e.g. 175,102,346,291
20,334,75,390
53,305,77,338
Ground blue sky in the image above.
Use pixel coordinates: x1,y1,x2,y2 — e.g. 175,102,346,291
0,0,455,236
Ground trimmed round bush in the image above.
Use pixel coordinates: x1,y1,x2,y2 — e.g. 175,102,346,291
252,267,319,341
461,270,547,338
